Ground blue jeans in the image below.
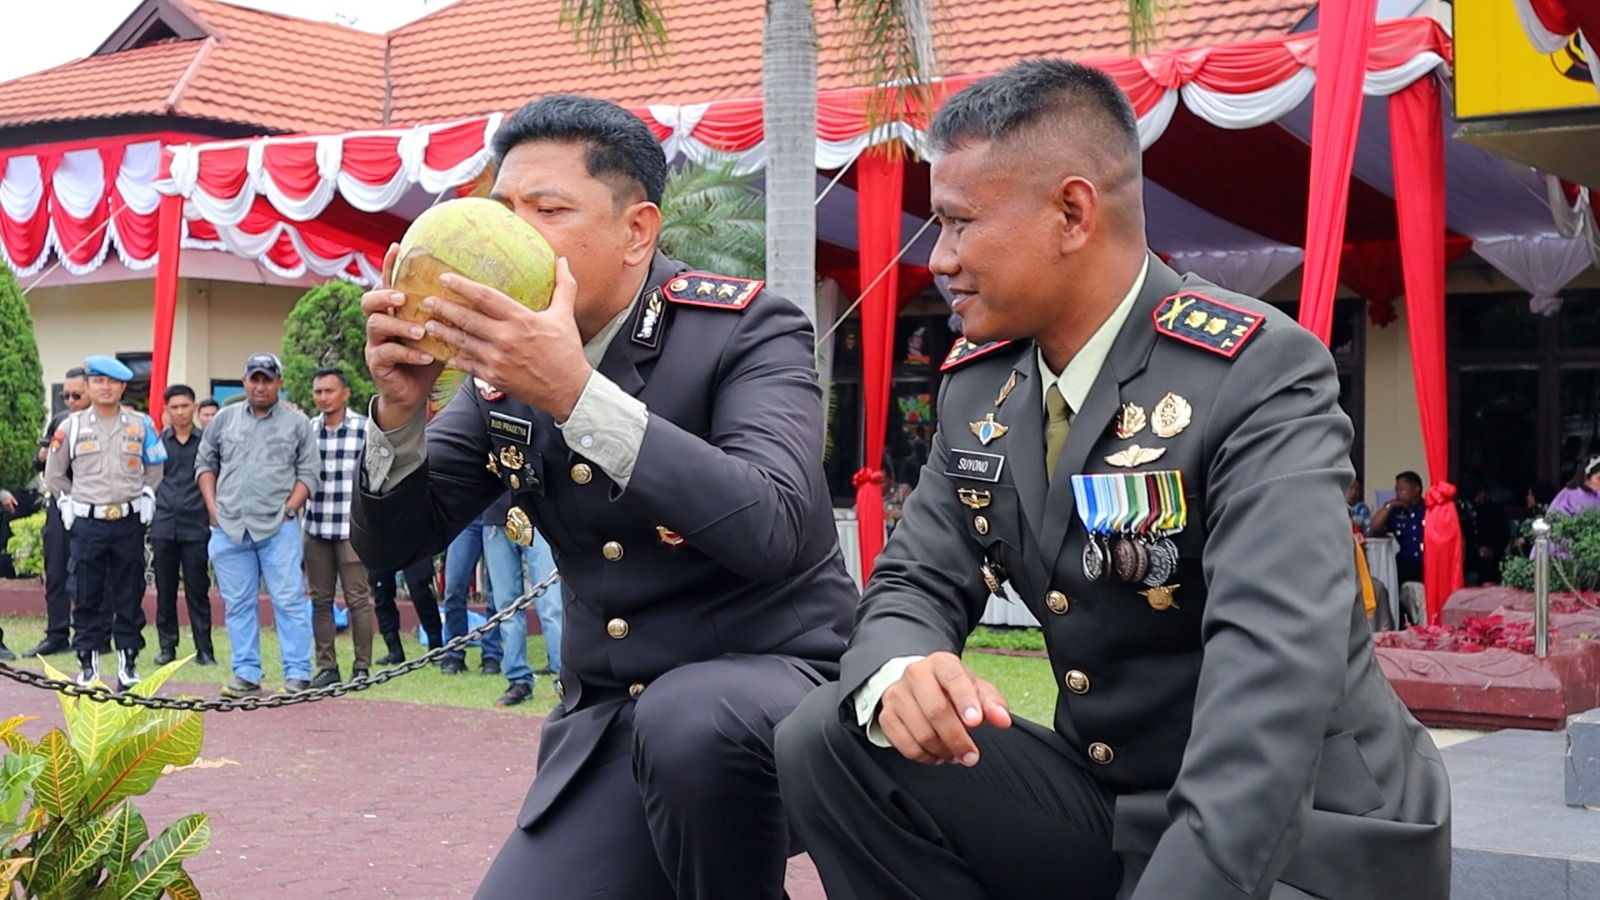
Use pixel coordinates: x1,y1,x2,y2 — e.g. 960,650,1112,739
481,525,559,684
443,523,500,662
209,522,312,683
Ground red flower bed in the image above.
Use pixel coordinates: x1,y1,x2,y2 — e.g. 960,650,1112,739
1373,615,1555,655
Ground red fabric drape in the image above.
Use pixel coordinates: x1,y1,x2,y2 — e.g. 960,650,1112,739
854,148,904,577
147,194,183,429
1389,75,1461,623
1297,0,1378,342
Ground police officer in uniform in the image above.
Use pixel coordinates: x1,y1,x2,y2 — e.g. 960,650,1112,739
353,95,855,900
23,367,91,658
44,355,166,687
776,61,1451,899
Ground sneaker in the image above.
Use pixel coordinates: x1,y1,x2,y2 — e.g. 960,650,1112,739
116,650,140,688
22,639,69,658
480,658,502,676
76,651,100,686
439,657,467,675
309,669,341,689
153,648,177,666
220,676,261,698
351,668,370,680
281,678,312,694
494,681,533,708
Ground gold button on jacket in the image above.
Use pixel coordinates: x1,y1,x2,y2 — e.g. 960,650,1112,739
628,682,646,698
1045,590,1069,614
571,463,593,484
1064,669,1090,694
606,617,629,639
1087,742,1114,764
602,541,624,561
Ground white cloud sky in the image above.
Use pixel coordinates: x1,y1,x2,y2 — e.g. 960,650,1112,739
0,0,451,82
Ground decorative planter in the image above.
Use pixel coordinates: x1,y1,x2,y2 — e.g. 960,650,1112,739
1376,641,1600,731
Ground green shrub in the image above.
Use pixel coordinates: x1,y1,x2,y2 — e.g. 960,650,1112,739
0,267,47,495
5,511,45,577
1502,509,1600,591
965,626,1046,652
0,659,212,897
281,280,374,412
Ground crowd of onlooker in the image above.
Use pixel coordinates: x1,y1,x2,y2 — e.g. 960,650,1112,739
0,352,559,707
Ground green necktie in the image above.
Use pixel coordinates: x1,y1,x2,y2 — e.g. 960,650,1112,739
1045,383,1071,483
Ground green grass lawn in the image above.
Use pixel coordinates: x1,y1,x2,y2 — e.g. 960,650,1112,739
0,613,1060,723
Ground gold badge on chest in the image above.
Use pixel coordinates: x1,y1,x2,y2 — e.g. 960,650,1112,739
1113,402,1146,440
969,414,1009,446
1150,393,1192,438
1105,444,1166,468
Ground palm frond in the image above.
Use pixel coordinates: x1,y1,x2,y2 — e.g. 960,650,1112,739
832,0,942,137
1127,0,1180,54
559,0,670,66
658,159,767,280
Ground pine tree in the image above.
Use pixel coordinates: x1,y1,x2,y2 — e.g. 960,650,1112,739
280,280,375,411
0,266,46,494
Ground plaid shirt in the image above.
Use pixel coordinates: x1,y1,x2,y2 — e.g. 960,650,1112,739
305,409,366,540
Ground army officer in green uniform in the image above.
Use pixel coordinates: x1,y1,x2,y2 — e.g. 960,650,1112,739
776,60,1451,899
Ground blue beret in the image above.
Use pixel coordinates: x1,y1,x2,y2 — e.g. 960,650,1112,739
83,354,134,382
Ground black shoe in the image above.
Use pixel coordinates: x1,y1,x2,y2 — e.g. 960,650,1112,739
281,678,312,694
531,666,556,676
153,648,177,666
309,669,341,689
480,658,501,676
76,651,100,686
0,645,14,662
195,651,217,667
376,633,405,666
220,676,261,698
439,657,467,675
21,640,69,658
494,681,533,708
351,668,370,680
116,650,140,688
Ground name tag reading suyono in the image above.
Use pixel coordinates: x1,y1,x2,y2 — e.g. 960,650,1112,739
946,448,1004,483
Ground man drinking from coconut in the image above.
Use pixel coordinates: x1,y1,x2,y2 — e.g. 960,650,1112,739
353,95,856,900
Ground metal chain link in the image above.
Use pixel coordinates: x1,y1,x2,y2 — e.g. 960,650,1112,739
0,571,560,711
1549,556,1600,612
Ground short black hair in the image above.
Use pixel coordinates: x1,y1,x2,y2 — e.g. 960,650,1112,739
197,397,220,411
1396,471,1424,490
64,367,86,379
491,94,667,207
929,58,1140,162
164,384,195,402
312,367,348,387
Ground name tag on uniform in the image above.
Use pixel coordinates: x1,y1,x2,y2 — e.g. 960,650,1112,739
488,411,532,444
946,449,1004,483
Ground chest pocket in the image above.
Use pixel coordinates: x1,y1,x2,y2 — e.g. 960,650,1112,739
490,442,544,496
958,482,1024,552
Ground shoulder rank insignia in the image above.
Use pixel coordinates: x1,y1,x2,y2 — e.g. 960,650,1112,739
663,273,763,310
941,338,1013,371
632,288,666,348
1152,291,1264,359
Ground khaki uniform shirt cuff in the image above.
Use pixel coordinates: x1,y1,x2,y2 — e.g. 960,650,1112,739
853,655,927,748
363,400,427,493
558,371,648,489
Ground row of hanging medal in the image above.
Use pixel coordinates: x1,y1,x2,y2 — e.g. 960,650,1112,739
1070,469,1186,610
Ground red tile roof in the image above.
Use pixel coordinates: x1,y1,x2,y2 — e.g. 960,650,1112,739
0,0,1316,133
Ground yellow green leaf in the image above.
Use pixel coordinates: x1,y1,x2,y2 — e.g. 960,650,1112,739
105,813,209,900
0,856,32,892
99,801,148,887
128,657,192,700
41,659,137,761
32,730,85,818
0,753,45,823
81,711,202,817
161,868,200,900
28,804,121,899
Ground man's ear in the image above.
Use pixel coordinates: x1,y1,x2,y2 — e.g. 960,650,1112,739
623,202,663,267
1054,175,1098,256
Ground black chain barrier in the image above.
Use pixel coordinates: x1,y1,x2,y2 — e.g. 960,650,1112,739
0,571,561,712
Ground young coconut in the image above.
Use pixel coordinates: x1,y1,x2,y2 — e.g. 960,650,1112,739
390,197,558,360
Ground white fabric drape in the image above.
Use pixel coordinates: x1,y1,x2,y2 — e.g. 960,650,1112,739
1168,247,1306,297
1473,233,1594,315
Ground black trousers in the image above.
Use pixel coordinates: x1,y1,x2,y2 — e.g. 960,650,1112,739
151,536,213,652
775,682,1124,900
370,558,441,642
69,516,148,655
42,502,74,644
476,655,822,900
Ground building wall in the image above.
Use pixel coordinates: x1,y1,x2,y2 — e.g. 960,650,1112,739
26,276,305,400
1362,303,1426,502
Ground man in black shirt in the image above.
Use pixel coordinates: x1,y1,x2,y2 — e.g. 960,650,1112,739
22,367,89,659
150,385,215,665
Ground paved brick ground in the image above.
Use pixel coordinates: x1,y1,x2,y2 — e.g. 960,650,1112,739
0,679,823,899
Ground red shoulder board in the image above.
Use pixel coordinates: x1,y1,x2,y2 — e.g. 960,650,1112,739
662,273,763,310
1152,291,1263,359
940,338,1013,371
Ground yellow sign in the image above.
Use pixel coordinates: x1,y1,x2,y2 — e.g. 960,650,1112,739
1455,0,1597,119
